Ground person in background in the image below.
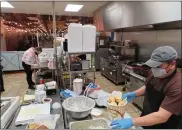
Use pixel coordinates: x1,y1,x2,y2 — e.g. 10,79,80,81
0,59,5,92
22,47,42,89
110,46,181,129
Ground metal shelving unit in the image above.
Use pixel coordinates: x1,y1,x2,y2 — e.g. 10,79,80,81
110,44,135,49
57,51,96,90
67,52,96,90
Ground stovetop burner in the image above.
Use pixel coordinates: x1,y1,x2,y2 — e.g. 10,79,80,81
123,61,150,77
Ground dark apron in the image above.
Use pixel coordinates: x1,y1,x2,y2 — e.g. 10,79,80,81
141,70,181,129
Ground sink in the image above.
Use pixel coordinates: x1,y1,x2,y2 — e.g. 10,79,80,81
1,99,11,116
1,96,20,129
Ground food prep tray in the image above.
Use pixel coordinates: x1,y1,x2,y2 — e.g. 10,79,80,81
69,119,109,129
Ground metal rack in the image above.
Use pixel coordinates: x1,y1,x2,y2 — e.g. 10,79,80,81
67,52,96,90
56,51,96,90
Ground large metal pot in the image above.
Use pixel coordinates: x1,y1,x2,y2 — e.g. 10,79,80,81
62,96,95,119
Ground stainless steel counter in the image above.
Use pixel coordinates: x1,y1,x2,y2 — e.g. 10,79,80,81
9,90,64,129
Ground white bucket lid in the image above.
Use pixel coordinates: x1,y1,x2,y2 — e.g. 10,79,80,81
73,78,83,83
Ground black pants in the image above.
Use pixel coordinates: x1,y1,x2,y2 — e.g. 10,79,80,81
22,62,34,88
0,71,4,92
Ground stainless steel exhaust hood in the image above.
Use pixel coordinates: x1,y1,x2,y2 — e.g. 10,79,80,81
99,2,181,31
115,21,182,32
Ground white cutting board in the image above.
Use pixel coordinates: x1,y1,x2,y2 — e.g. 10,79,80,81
15,103,50,125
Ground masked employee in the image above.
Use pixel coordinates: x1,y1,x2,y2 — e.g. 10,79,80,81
22,47,42,89
110,46,181,129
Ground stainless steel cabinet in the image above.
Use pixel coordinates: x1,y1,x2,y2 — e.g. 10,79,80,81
127,76,145,109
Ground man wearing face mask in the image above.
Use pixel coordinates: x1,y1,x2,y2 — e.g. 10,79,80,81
22,47,42,89
110,46,181,129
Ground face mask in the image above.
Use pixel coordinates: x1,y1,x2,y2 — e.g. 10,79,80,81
151,68,167,78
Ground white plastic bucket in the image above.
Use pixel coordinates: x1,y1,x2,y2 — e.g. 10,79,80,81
73,78,83,95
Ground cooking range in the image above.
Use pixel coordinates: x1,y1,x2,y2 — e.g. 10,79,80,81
100,56,126,85
100,40,139,85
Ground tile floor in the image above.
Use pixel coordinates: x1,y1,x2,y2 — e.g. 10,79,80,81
1,71,141,117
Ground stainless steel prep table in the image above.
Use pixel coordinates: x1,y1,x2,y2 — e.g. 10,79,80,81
8,89,64,129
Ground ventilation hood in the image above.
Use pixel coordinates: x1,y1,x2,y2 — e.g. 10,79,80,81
113,21,182,32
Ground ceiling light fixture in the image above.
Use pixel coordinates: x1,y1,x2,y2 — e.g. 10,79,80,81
1,1,14,8
65,4,83,12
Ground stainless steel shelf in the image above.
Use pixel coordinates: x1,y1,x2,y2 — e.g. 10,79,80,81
63,69,95,74
68,52,96,54
58,52,96,90
110,44,135,49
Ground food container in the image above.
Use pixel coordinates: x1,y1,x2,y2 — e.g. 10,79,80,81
42,98,52,104
73,78,83,95
35,90,46,103
68,23,82,53
36,84,45,91
107,91,127,120
48,57,56,69
62,96,95,119
26,114,60,129
39,56,48,67
82,25,96,52
81,60,90,70
91,108,103,117
70,119,109,129
107,100,127,120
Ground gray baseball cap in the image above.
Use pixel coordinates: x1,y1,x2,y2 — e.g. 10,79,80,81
145,46,178,67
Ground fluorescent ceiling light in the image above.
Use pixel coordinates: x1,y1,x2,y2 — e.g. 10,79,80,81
1,1,14,8
65,4,83,12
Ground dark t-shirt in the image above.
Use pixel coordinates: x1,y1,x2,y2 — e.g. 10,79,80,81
146,70,182,116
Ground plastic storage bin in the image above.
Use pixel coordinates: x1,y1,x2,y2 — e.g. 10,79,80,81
82,25,96,52
48,57,56,69
68,23,83,53
38,53,48,67
39,56,48,67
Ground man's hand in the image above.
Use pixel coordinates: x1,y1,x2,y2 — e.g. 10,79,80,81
110,118,134,129
122,92,136,102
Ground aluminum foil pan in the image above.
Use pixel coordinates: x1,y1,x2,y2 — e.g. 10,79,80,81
70,119,109,129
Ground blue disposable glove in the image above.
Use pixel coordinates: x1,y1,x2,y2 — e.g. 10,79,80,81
60,91,72,98
122,92,136,102
110,118,134,129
